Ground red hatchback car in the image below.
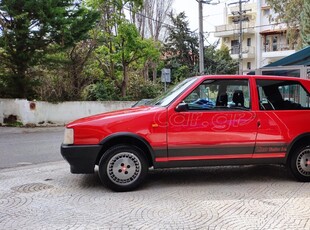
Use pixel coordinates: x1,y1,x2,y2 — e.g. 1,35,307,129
61,75,310,191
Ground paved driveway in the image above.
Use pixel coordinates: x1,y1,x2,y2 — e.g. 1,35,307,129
1,162,309,229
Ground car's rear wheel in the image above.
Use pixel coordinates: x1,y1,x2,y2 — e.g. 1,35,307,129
290,145,310,182
98,145,148,192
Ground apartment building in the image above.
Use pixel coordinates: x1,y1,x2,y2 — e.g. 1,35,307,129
214,0,296,74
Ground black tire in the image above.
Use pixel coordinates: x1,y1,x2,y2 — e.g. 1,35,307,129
290,145,310,182
98,145,148,192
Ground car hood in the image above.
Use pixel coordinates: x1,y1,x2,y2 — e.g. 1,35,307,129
67,106,165,127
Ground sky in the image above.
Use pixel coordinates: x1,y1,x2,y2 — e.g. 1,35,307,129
172,0,228,44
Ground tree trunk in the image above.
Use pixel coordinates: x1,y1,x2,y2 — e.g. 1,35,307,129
121,65,128,97
152,62,157,83
16,67,28,99
143,62,149,81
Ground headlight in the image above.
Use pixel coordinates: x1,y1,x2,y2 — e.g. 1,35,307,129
63,128,74,145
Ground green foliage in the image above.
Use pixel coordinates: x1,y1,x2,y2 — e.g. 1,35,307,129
33,39,101,102
163,12,237,82
301,0,310,47
204,44,238,75
81,81,120,101
127,74,162,100
86,0,143,10
115,22,160,65
163,12,199,82
4,121,23,127
172,65,191,83
81,73,162,101
266,0,304,48
93,14,160,97
117,22,161,96
0,0,240,102
0,0,99,99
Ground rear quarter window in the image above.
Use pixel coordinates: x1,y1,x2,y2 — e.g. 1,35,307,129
256,79,310,110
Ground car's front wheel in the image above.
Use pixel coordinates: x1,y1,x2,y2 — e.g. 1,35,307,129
98,145,148,192
290,145,310,182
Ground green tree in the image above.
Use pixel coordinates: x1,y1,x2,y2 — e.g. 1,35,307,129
163,12,199,82
266,0,304,48
81,80,120,101
116,22,160,97
301,0,310,47
36,39,100,101
95,21,160,97
163,12,236,82
204,44,238,74
88,0,160,98
0,0,99,99
127,73,162,100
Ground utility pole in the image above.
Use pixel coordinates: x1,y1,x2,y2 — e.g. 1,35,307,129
229,0,250,75
196,0,219,75
198,1,204,75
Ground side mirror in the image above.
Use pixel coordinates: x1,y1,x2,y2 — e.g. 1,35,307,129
175,102,188,112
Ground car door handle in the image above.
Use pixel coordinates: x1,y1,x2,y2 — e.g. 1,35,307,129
257,121,261,128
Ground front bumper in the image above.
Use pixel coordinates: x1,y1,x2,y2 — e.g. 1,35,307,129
61,144,102,174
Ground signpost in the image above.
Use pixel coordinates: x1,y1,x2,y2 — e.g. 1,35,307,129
161,68,171,92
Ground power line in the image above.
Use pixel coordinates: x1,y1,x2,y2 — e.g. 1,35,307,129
204,12,225,17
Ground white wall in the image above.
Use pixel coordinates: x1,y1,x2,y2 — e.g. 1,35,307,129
0,99,135,126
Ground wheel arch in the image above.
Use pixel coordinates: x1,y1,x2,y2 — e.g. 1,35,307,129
286,133,310,163
96,132,155,167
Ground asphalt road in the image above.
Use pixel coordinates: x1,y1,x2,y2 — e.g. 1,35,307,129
0,127,64,169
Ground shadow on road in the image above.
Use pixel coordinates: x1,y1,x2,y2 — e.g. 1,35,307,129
76,164,295,192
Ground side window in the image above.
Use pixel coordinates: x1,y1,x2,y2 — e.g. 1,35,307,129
184,79,250,110
257,80,310,110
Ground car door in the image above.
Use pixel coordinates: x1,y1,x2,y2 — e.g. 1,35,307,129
254,79,310,160
164,78,258,165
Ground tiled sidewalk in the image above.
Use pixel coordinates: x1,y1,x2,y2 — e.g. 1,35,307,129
0,162,309,229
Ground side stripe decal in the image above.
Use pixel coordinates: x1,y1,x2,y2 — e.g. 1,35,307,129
155,152,286,162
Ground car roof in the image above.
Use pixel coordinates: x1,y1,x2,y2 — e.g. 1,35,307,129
195,75,309,82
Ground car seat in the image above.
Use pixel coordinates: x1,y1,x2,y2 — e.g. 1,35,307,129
216,93,228,106
232,90,244,107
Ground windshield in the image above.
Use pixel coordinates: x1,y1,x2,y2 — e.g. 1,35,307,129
148,77,198,106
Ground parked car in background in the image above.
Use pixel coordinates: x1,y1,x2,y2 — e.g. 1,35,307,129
61,75,310,191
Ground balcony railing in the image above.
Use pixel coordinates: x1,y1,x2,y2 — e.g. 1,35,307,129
231,46,240,55
215,21,255,34
228,3,257,15
230,46,256,57
263,43,294,52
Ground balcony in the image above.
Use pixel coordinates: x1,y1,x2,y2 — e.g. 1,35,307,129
228,3,257,16
230,46,256,60
262,43,296,59
214,21,255,37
